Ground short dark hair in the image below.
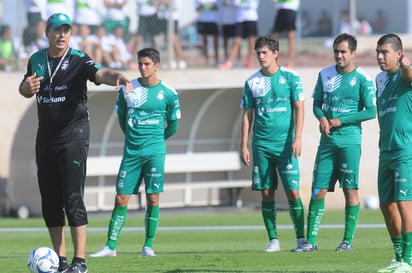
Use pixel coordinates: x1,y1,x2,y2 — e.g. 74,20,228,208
254,35,279,52
377,33,403,51
333,33,357,52
137,48,160,64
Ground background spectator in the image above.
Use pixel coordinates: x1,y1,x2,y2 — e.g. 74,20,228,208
90,25,119,68
300,10,313,37
315,10,332,37
158,0,187,69
373,9,386,34
0,25,17,71
272,0,299,68
76,24,103,64
105,25,132,69
25,0,47,26
358,15,372,35
338,10,360,34
46,0,74,19
21,20,48,66
103,0,129,36
220,0,259,69
195,0,219,67
218,0,237,62
74,0,102,34
131,0,160,56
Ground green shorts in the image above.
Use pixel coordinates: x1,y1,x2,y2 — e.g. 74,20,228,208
116,153,165,195
312,143,360,191
251,144,300,191
103,19,129,35
378,149,412,203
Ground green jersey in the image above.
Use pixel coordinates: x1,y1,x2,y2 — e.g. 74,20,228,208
312,65,376,145
240,67,304,148
376,67,412,151
115,78,181,157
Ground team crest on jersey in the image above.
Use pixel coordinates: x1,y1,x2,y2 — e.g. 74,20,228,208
61,60,69,71
279,76,286,85
349,77,357,87
157,91,164,100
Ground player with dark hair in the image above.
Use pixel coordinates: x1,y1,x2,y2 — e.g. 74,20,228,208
375,33,412,273
91,47,181,258
240,35,305,252
294,33,376,252
18,13,131,273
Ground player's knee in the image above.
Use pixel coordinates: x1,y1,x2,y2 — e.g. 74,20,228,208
311,188,323,200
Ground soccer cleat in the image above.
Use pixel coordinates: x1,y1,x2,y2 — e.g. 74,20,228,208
66,261,88,273
291,238,306,252
142,246,156,256
335,240,353,251
392,262,412,273
292,241,318,252
58,258,69,273
377,259,404,273
89,245,117,257
264,239,281,252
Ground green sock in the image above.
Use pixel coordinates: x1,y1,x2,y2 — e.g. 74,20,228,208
306,198,325,245
342,203,360,244
288,198,305,239
144,205,160,248
261,200,277,240
402,232,412,265
392,236,403,262
107,206,128,250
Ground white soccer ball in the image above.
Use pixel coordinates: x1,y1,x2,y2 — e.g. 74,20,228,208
27,247,59,273
364,195,380,210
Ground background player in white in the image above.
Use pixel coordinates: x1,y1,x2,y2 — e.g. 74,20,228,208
295,33,376,252
375,34,412,273
272,0,299,68
91,47,181,258
240,35,305,252
220,0,259,69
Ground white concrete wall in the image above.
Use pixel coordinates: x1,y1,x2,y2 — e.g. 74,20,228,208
2,65,382,214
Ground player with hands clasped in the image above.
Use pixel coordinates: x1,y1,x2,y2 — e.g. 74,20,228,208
90,48,181,258
240,35,305,253
19,13,131,273
294,33,377,253
375,34,412,273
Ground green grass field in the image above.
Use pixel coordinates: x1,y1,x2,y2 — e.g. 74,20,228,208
0,208,393,272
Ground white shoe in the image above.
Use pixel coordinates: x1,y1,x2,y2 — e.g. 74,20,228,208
89,245,116,257
169,61,177,69
393,262,412,273
377,259,404,273
142,246,156,256
291,237,306,252
264,239,280,252
178,60,187,69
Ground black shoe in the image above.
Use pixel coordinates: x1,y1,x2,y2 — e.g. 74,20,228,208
66,261,88,273
58,258,69,273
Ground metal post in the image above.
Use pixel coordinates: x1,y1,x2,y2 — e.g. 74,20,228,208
167,0,174,69
349,0,357,35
